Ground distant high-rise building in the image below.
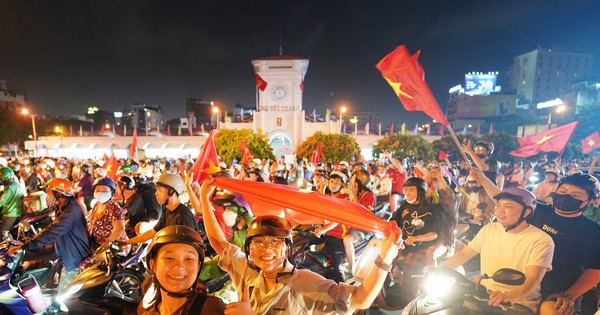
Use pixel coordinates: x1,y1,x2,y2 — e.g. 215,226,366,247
0,80,26,110
121,103,163,132
508,47,593,111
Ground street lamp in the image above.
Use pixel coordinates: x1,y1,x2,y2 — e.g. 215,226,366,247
339,106,347,133
350,116,358,136
548,104,566,128
213,107,220,130
21,108,37,157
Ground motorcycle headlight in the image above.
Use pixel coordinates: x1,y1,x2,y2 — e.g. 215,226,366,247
423,274,455,298
56,282,84,304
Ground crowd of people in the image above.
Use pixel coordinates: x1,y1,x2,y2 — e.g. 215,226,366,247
0,140,597,314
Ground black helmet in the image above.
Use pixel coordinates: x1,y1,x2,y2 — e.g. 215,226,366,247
244,215,293,262
117,175,136,190
474,140,494,155
147,225,206,267
93,177,117,194
133,174,148,185
558,173,600,200
313,169,329,179
211,170,233,179
80,164,92,175
353,169,372,189
403,176,427,191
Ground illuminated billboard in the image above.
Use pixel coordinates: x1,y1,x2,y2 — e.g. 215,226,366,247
465,73,497,95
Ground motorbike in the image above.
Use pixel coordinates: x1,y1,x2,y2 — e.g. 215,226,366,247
0,234,62,314
401,267,534,315
57,241,147,315
291,224,375,283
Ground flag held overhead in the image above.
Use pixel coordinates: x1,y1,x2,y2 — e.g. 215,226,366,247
376,45,449,126
509,121,579,158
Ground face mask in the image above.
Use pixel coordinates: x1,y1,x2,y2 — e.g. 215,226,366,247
94,191,112,204
46,193,58,208
552,192,585,212
222,210,238,227
476,153,487,159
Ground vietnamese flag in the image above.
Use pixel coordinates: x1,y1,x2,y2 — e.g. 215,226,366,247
581,131,600,154
509,121,579,158
311,141,323,164
413,166,425,178
438,150,448,161
255,74,268,92
105,154,119,181
212,177,400,236
102,152,109,164
130,128,138,159
190,129,221,184
376,45,449,126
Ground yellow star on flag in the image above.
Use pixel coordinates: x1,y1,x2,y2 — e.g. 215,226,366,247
588,139,596,147
197,159,220,175
384,77,414,99
536,134,555,145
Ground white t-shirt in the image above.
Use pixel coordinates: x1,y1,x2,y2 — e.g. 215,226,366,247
468,222,554,311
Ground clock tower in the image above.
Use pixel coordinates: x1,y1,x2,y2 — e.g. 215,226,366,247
251,56,309,155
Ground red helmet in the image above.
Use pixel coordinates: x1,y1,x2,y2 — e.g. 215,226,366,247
46,178,75,197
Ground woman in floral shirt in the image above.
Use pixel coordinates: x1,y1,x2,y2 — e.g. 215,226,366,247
80,177,130,270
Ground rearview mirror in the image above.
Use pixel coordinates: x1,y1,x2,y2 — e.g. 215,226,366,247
491,268,526,286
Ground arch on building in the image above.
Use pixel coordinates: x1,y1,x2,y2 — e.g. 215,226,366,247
70,143,80,149
52,143,64,149
267,129,293,157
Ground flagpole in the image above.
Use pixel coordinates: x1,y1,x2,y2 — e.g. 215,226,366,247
445,125,471,166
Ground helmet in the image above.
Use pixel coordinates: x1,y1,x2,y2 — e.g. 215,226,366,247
133,174,148,185
146,225,206,269
474,140,495,155
212,193,254,223
244,215,292,254
46,178,75,197
403,177,427,191
558,173,600,200
44,159,56,169
8,162,20,173
329,170,348,184
494,187,537,212
119,165,133,174
313,169,329,179
117,176,136,190
93,177,117,194
80,164,92,175
0,167,14,181
352,162,367,171
353,169,372,188
544,168,559,175
156,173,185,195
0,157,7,168
212,170,233,179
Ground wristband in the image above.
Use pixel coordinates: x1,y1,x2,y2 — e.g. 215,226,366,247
374,255,392,272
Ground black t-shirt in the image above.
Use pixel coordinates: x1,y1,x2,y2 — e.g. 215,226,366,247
153,203,198,232
141,185,162,221
528,204,600,297
393,201,441,253
482,158,501,183
123,192,146,228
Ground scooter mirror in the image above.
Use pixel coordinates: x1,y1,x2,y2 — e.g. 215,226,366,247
491,268,526,286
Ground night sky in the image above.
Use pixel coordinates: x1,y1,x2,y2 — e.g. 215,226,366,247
1,0,599,125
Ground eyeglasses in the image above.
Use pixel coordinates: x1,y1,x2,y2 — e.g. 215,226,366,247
250,237,285,249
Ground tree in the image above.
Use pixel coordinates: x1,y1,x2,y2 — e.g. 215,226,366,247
296,132,360,163
372,134,434,163
214,129,274,165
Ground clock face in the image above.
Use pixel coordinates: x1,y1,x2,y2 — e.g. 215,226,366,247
273,86,287,100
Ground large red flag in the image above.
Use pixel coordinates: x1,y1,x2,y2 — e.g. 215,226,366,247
509,121,579,158
581,131,600,154
311,142,323,164
130,128,138,159
376,45,449,126
190,129,221,184
212,177,400,236
105,154,119,181
255,74,267,92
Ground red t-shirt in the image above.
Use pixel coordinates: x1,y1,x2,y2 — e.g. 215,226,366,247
387,168,407,194
358,191,376,210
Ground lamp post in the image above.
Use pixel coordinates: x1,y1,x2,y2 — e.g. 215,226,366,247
548,104,566,129
21,108,37,157
213,107,220,130
339,106,347,133
350,116,358,137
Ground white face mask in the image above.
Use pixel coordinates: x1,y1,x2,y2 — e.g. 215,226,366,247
94,191,112,204
222,210,238,227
